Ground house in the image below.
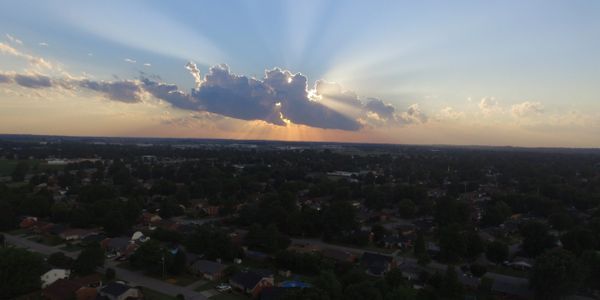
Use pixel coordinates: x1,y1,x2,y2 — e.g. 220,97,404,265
398,263,426,281
41,268,71,288
81,233,106,246
230,270,274,298
102,237,131,255
42,279,82,300
42,274,102,300
190,260,227,281
360,252,396,277
59,228,97,241
19,216,38,229
97,281,140,300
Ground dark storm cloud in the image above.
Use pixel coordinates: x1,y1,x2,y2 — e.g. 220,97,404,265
14,74,52,88
188,65,361,130
78,79,142,103
0,73,12,83
141,78,199,110
365,98,396,120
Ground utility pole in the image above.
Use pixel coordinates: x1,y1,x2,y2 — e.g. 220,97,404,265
161,254,165,279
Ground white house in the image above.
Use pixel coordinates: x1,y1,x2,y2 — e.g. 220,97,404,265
41,268,71,288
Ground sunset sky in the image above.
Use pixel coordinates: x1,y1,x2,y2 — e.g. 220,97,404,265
1,0,599,147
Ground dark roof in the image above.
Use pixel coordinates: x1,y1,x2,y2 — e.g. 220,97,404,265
101,282,132,297
231,271,268,290
107,237,130,250
82,233,106,244
361,252,393,265
191,260,226,274
42,279,81,300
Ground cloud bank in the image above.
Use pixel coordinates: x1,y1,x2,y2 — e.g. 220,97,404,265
0,63,425,131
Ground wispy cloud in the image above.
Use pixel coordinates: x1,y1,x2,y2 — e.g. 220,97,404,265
143,63,151,67
0,42,52,69
124,58,136,64
38,42,48,47
5,34,23,45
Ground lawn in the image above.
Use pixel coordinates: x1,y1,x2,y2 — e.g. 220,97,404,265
117,262,200,287
139,287,175,300
59,243,84,252
29,235,64,246
194,280,216,292
0,159,18,176
210,292,249,300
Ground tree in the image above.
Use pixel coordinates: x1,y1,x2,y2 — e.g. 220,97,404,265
440,266,464,299
73,244,105,275
414,232,430,265
11,161,29,182
398,199,416,219
465,231,484,259
105,268,116,281
168,249,187,275
520,221,555,257
531,249,583,300
48,252,73,269
438,224,466,263
0,201,17,230
0,247,45,299
384,268,405,288
486,241,508,264
561,227,597,256
313,270,342,300
344,281,383,300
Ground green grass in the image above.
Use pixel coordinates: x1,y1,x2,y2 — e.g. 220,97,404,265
28,235,64,246
210,292,249,300
195,280,216,292
0,159,18,176
59,243,83,252
116,262,200,287
487,265,529,278
139,287,175,300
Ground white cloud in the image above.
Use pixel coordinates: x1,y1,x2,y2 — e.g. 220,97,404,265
143,63,151,67
511,101,544,117
479,97,501,115
436,107,465,120
39,42,48,47
0,42,52,69
124,58,136,64
5,34,23,45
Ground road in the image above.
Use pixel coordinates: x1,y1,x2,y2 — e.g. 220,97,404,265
291,237,533,298
4,233,208,300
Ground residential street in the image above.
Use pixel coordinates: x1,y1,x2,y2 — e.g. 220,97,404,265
4,233,208,300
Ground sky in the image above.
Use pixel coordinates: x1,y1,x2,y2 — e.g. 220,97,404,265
0,0,599,147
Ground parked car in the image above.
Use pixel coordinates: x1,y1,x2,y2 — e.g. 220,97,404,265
216,283,232,293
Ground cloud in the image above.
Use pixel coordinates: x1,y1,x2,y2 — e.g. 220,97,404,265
39,42,48,47
78,79,142,103
124,58,136,64
0,63,425,132
436,106,465,121
479,97,501,115
365,99,396,121
398,103,427,124
185,61,202,87
14,74,52,88
0,42,52,69
143,63,151,67
141,78,199,110
0,73,12,83
5,34,23,45
511,101,544,117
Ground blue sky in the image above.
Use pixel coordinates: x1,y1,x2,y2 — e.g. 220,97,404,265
1,1,599,146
